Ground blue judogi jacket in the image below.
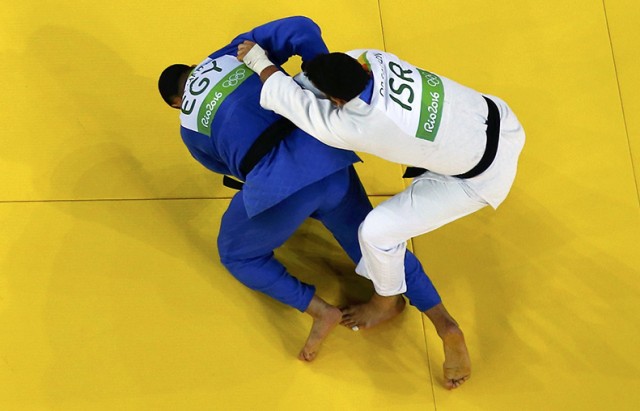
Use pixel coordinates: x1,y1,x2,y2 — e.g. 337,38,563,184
179,16,360,217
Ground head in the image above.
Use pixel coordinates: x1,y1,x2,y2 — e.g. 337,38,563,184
303,52,369,107
158,64,194,109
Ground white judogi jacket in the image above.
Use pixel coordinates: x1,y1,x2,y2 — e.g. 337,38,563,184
260,49,525,296
260,49,525,209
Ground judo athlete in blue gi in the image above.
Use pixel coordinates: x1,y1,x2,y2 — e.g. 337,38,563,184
158,16,442,362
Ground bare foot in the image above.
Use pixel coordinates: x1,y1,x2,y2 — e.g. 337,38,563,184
299,296,342,362
340,293,406,330
441,326,471,389
424,303,471,389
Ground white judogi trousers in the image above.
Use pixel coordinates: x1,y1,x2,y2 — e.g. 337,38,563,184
354,174,488,295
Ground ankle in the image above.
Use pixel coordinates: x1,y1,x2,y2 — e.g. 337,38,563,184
439,322,464,340
305,296,334,319
371,293,404,308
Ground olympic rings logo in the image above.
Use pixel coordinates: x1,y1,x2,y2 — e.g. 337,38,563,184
222,68,246,88
423,72,440,87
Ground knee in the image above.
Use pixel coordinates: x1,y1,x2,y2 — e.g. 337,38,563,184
217,232,234,265
219,254,273,291
217,247,237,273
218,240,254,284
217,231,254,271
358,211,394,249
217,243,280,292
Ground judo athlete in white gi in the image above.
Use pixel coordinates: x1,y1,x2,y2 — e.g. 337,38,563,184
238,23,525,388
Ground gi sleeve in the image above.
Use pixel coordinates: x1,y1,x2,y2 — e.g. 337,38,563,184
260,71,359,151
225,16,329,66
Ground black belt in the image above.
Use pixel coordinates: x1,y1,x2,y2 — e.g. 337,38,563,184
403,96,500,179
223,118,297,190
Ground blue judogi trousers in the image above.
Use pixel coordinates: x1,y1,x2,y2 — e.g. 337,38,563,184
217,166,441,312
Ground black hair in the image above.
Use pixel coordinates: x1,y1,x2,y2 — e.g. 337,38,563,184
158,64,192,106
303,53,369,101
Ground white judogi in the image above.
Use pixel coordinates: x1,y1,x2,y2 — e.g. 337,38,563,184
260,49,525,296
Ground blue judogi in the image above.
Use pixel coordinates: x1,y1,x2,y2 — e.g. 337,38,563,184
178,16,441,312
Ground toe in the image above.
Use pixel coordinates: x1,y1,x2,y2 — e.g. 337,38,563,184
341,307,355,316
446,375,469,389
341,317,356,327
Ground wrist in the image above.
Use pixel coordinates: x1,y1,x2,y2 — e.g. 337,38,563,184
259,66,279,83
243,43,274,74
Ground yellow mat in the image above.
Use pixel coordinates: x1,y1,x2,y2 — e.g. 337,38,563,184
380,0,640,409
0,200,432,410
0,0,403,201
1,0,640,410
605,0,640,196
